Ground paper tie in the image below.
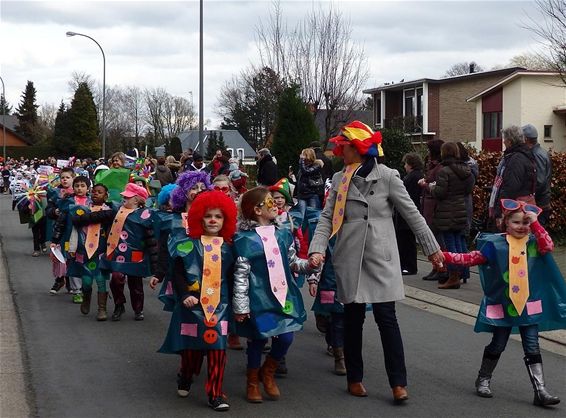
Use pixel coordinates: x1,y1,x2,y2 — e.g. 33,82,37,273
200,236,223,322
331,163,361,238
256,225,287,307
106,207,135,256
506,235,530,315
85,206,103,259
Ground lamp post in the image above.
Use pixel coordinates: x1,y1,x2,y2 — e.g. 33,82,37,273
0,76,6,161
198,0,204,154
66,31,106,159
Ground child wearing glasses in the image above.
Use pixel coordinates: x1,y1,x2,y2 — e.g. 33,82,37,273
442,199,566,407
232,187,318,403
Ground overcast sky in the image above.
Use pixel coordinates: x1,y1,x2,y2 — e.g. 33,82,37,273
0,0,541,128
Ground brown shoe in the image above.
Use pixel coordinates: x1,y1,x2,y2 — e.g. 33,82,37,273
438,271,461,289
227,333,243,350
246,368,263,403
347,382,368,397
392,386,409,402
333,347,346,376
259,356,280,400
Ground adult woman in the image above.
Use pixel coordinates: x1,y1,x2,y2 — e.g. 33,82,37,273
430,142,475,289
109,152,126,169
308,121,443,403
295,148,324,218
394,153,424,275
165,155,181,181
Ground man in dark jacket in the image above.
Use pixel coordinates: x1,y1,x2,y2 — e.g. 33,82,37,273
523,124,552,225
309,141,334,182
154,156,174,186
256,148,278,186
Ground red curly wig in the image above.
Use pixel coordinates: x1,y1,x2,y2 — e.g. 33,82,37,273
187,190,238,243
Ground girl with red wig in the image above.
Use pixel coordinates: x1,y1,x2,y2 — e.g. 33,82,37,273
158,190,237,412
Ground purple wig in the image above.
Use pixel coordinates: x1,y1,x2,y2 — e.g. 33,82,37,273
170,171,212,212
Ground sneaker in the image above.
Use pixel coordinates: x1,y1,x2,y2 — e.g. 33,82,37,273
41,245,48,254
72,293,83,304
49,278,66,294
208,396,230,411
326,345,334,357
32,251,40,257
134,311,144,321
177,374,192,397
111,304,125,321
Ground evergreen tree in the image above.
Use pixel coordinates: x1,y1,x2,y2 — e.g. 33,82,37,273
15,81,39,142
53,101,73,157
380,127,414,174
169,136,183,158
145,131,156,157
216,131,227,152
0,94,12,115
206,131,219,160
271,84,319,175
67,82,100,158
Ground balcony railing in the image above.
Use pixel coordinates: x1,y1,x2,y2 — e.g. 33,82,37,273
382,115,423,133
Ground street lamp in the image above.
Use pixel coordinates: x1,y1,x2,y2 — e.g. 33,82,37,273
198,0,204,154
0,76,6,161
66,31,106,159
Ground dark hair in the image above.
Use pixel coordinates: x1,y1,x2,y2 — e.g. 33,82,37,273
60,167,75,176
73,175,91,188
240,187,270,221
157,156,166,165
92,183,108,192
402,153,424,171
309,141,322,148
456,142,470,162
193,152,203,162
426,139,444,161
440,142,460,160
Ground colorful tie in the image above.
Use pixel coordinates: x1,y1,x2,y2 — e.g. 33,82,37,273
200,236,223,322
256,225,287,307
106,207,135,256
331,163,361,238
85,206,103,259
506,235,530,315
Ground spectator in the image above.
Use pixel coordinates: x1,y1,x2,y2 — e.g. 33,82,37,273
309,141,334,182
154,156,174,186
523,124,552,225
256,148,278,186
165,155,181,181
208,150,230,177
109,152,126,169
295,148,324,219
180,148,194,172
186,152,206,172
488,126,536,221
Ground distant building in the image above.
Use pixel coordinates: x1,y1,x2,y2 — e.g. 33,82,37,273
0,115,32,147
155,129,257,161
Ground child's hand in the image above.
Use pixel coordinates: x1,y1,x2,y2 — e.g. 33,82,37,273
309,253,324,268
234,313,250,323
149,277,160,290
524,211,538,225
68,252,75,258
428,250,445,270
309,282,318,297
183,296,199,308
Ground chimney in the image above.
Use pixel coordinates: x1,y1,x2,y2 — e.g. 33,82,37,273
469,63,475,74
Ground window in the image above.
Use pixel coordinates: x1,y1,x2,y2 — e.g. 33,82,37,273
483,111,502,139
226,148,234,157
404,89,415,117
544,125,552,138
237,148,244,161
374,96,381,125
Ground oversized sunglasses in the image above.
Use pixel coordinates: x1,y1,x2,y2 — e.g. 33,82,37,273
214,185,230,193
500,199,542,216
257,196,275,209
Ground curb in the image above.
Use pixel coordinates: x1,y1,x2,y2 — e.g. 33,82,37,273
404,285,566,347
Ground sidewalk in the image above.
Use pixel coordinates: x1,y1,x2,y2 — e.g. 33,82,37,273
404,257,566,349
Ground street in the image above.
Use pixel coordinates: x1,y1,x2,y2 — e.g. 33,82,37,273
1,194,565,418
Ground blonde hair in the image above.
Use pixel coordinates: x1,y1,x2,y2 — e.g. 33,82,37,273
302,148,316,163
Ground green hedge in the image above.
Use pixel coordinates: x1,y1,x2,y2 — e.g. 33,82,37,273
5,146,54,160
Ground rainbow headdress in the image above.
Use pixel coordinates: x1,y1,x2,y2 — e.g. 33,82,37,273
329,121,384,158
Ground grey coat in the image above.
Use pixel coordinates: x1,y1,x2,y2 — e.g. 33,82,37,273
309,161,440,304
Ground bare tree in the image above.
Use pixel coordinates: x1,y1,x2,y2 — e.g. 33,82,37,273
38,103,58,130
443,61,484,78
527,0,566,83
255,1,368,144
508,52,554,70
144,87,168,146
163,95,196,138
123,86,145,150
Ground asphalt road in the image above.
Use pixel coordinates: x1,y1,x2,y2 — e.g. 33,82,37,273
1,194,565,418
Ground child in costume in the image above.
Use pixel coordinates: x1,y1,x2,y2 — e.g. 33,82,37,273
442,199,566,406
233,187,317,403
50,175,92,304
46,167,75,294
68,183,112,320
159,190,237,412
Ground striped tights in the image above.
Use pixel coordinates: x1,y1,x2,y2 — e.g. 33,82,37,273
180,349,226,398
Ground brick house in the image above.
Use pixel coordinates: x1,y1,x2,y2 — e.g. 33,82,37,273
363,67,523,144
0,115,32,147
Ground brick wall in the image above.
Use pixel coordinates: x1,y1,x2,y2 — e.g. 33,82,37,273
428,84,440,135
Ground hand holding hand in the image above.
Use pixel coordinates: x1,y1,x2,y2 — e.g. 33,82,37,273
417,178,427,188
428,250,445,270
308,253,324,269
234,313,250,323
183,296,199,308
149,277,160,290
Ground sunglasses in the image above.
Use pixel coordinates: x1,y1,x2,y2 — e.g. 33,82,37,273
500,199,542,216
257,196,275,209
214,185,230,193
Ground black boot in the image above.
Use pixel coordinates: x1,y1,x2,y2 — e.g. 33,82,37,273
421,270,437,281
475,349,500,398
80,289,92,315
524,354,560,406
111,303,125,321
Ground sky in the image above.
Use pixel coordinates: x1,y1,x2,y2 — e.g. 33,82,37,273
0,0,542,128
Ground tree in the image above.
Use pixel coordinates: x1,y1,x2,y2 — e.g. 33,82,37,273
169,136,183,158
217,131,227,152
256,1,369,144
508,52,553,70
379,128,414,174
271,85,319,176
15,80,39,142
67,82,100,158
52,101,72,156
0,94,12,115
443,61,484,78
527,0,566,83
206,131,219,160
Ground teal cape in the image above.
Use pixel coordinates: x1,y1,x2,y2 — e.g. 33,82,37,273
233,226,306,339
475,233,566,334
158,238,234,353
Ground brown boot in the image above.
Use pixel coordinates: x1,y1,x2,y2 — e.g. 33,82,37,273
334,347,346,375
96,292,108,321
246,368,263,403
80,289,92,315
438,271,461,289
259,356,281,400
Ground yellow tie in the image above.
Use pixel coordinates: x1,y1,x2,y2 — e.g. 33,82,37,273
85,206,103,259
106,207,135,256
506,235,530,315
331,163,361,238
200,236,223,322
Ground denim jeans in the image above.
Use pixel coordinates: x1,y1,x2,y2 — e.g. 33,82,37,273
246,332,294,368
294,196,321,227
326,312,345,349
486,324,540,356
442,231,469,278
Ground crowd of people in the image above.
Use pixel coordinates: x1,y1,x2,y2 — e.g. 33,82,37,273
0,121,564,411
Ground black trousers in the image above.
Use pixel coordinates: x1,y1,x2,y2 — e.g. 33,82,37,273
396,228,417,273
344,302,407,387
31,218,46,251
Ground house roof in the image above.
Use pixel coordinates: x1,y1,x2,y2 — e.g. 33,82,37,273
466,70,562,102
363,67,525,94
155,129,257,158
0,115,34,145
